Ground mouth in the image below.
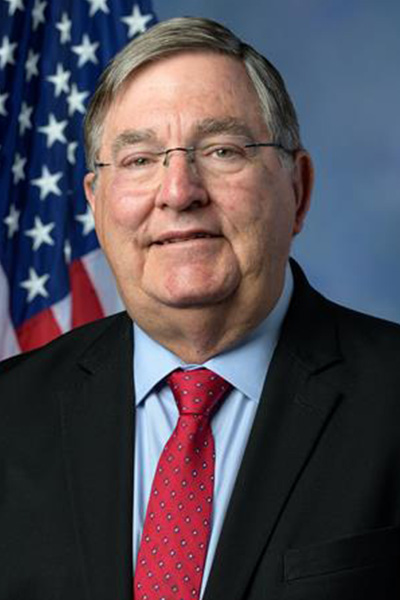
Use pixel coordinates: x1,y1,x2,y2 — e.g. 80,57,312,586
152,231,221,246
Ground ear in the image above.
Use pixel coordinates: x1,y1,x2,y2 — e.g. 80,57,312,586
291,150,314,236
84,172,97,214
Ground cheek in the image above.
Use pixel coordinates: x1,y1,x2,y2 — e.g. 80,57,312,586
216,178,272,241
107,183,149,227
93,189,152,281
95,189,150,284
216,176,294,268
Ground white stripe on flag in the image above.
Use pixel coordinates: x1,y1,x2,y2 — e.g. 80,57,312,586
0,263,21,360
51,294,72,334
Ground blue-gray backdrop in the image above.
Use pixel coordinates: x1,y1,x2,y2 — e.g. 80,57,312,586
154,0,400,323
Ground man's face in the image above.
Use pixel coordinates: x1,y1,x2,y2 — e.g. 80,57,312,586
84,51,312,323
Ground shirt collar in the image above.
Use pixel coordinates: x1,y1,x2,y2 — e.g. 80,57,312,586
133,262,293,405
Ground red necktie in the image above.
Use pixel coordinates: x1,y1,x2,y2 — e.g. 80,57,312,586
134,368,232,600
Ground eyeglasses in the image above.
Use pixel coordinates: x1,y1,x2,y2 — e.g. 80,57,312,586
94,140,295,187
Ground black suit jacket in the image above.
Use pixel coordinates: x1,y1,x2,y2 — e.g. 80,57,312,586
1,262,400,600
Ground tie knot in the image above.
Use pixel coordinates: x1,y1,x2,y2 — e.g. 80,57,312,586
166,368,232,417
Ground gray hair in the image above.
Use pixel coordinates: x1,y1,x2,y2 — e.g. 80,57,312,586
84,17,302,171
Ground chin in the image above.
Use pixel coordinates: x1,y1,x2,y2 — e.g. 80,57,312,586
142,266,242,310
149,285,237,310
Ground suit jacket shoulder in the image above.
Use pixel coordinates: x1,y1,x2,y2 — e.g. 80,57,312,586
0,310,132,378
286,259,400,376
0,310,135,600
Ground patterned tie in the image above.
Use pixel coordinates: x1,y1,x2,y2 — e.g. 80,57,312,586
134,368,232,600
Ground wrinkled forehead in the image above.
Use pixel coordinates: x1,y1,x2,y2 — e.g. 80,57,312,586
101,51,267,145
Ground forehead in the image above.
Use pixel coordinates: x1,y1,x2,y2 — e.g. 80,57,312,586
101,51,268,144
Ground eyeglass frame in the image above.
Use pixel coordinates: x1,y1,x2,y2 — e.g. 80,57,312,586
93,142,296,172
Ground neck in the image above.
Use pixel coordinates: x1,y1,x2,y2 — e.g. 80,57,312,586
131,287,283,365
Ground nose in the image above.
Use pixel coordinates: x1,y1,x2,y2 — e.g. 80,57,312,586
155,149,209,211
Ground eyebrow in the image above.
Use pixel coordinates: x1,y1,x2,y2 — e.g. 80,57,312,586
109,118,255,158
195,117,255,139
111,129,157,159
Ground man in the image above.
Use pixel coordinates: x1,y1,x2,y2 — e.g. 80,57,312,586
1,17,400,600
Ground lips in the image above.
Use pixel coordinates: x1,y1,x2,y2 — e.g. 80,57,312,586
152,231,220,245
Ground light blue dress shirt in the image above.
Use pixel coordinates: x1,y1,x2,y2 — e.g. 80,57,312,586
133,264,293,595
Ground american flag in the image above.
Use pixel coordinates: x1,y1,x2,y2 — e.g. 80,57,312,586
0,0,157,360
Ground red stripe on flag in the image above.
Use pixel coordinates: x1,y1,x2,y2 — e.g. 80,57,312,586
16,308,62,352
69,258,105,328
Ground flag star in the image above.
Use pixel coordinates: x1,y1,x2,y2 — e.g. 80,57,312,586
66,83,89,116
32,0,47,31
24,216,55,251
0,92,8,116
18,101,33,134
31,165,63,200
121,4,153,38
12,153,27,184
46,63,70,96
20,267,50,302
87,0,109,17
67,140,78,164
4,0,24,16
64,239,72,263
72,34,99,67
56,12,72,44
0,36,17,69
25,49,40,81
38,113,68,147
76,206,95,235
3,204,20,238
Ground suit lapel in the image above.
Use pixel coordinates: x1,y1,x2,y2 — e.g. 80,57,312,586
59,313,134,600
204,261,344,600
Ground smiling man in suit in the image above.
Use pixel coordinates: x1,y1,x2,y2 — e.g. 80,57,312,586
1,17,400,600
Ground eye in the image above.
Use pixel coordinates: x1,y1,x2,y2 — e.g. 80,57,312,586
120,152,159,169
205,144,244,160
